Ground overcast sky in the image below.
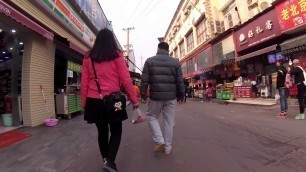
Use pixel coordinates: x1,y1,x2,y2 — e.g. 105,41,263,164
98,0,180,73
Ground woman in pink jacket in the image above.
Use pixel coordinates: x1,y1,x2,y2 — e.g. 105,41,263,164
81,29,139,172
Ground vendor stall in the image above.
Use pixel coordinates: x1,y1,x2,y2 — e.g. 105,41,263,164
233,80,255,98
55,61,82,119
216,82,234,100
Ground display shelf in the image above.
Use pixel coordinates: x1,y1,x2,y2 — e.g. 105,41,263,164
216,83,234,100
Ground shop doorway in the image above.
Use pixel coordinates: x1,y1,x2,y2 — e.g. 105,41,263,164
54,49,82,119
0,25,23,132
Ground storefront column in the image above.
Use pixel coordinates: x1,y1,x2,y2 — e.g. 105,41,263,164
22,33,56,126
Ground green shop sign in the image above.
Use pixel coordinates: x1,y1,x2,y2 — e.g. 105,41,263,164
68,61,82,73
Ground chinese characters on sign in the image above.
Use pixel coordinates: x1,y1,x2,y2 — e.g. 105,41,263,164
246,21,272,39
234,9,281,52
67,61,82,73
243,20,275,40
266,20,273,30
248,30,254,38
276,0,306,32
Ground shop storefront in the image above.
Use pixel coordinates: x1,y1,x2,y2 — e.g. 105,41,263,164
0,0,109,128
212,33,236,100
0,18,24,129
234,8,283,99
182,44,213,98
0,0,55,130
54,50,83,120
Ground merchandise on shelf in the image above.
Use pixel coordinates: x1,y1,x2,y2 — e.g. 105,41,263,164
216,83,234,100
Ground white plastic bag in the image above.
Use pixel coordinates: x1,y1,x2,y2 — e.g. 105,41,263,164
275,93,280,103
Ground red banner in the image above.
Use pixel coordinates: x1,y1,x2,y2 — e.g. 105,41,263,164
276,0,306,32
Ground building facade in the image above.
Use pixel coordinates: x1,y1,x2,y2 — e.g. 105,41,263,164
163,0,277,98
0,0,113,127
164,0,276,67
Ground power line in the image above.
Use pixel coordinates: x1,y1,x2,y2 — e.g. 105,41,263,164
125,0,143,26
126,55,143,72
131,0,155,24
135,0,162,25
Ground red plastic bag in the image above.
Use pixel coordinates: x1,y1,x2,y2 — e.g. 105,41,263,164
131,108,148,124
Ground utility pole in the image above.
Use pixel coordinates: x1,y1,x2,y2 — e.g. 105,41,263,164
123,27,134,61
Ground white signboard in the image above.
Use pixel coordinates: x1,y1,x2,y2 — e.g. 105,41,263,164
67,70,73,78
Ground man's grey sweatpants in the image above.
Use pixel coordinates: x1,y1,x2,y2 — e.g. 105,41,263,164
146,99,176,150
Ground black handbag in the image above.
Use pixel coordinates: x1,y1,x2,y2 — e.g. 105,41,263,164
90,58,127,118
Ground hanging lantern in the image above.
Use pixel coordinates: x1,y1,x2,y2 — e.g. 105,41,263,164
233,62,240,71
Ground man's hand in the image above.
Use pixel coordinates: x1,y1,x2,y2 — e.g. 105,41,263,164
177,97,184,104
287,66,291,72
141,99,147,104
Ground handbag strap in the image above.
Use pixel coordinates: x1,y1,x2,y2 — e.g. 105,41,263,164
90,58,103,99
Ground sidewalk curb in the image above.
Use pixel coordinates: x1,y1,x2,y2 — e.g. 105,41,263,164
191,98,277,107
223,100,277,107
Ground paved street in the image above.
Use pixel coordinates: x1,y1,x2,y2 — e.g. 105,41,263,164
1,100,306,172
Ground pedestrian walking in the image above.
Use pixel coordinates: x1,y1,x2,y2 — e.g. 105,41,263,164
184,84,188,103
275,59,288,118
206,83,215,101
133,81,140,98
187,86,192,98
140,42,184,154
81,29,139,172
289,59,306,120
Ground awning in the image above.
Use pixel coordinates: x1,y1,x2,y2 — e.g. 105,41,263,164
236,44,278,62
280,34,306,51
282,45,306,55
221,58,235,65
202,66,214,73
0,0,54,40
69,41,86,55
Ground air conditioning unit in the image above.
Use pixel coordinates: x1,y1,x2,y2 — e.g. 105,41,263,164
213,20,224,34
258,0,271,11
247,0,258,6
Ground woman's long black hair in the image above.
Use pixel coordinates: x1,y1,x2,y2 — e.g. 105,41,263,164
88,28,120,63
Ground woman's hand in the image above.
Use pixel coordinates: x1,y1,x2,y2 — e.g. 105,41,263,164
133,105,139,109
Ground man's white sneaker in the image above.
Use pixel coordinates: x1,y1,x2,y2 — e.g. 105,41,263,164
164,147,172,155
